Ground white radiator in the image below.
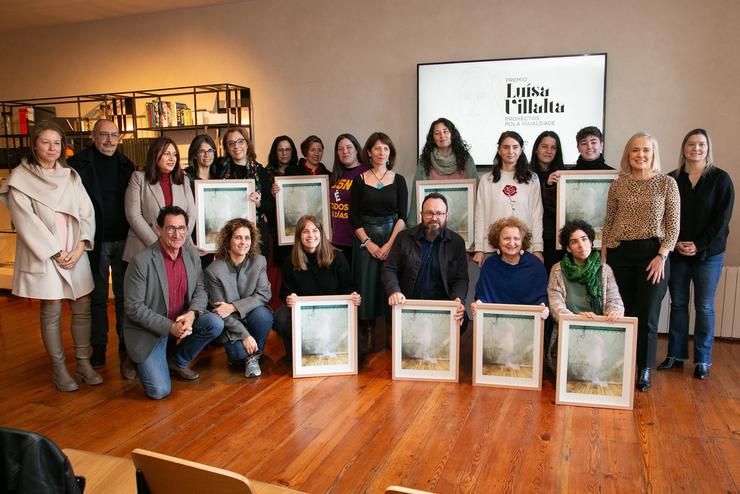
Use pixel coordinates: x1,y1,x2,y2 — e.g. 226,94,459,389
658,265,740,339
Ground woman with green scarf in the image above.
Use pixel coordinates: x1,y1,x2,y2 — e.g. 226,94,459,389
407,118,477,226
546,219,624,372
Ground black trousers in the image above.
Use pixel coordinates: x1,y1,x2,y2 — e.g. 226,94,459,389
608,238,669,370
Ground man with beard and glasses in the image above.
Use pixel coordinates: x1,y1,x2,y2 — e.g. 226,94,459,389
382,193,468,327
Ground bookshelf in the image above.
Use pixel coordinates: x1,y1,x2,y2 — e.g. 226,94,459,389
0,83,253,169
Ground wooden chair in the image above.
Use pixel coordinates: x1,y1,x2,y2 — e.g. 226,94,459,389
385,486,436,494
63,448,136,494
131,448,304,494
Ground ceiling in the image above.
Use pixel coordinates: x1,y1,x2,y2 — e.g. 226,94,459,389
0,0,240,32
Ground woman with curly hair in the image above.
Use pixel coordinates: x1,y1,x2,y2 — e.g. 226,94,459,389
204,218,273,378
546,219,624,372
471,217,549,318
473,131,543,266
408,118,477,225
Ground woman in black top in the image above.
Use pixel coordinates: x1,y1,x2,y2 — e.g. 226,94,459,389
273,215,360,360
530,131,565,272
658,129,735,380
350,132,408,351
214,127,275,256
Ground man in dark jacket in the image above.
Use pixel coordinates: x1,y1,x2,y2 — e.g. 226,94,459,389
382,192,468,325
68,119,135,377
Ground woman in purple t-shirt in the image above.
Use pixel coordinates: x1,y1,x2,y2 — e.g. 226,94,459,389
329,133,367,265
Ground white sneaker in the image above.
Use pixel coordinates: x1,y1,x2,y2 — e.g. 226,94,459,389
245,355,261,378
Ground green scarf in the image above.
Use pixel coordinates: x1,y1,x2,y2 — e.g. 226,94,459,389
430,148,459,176
560,250,603,313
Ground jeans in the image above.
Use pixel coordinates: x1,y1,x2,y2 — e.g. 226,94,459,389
222,305,273,362
136,312,223,400
90,240,126,352
608,239,669,371
667,252,724,365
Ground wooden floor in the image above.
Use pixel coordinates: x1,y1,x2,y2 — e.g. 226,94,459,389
1,292,738,493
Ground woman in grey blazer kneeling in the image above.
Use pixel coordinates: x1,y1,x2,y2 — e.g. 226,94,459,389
204,218,273,378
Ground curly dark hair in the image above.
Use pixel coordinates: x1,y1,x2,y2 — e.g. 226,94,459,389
558,219,596,251
419,118,471,175
490,131,532,184
213,217,261,261
487,216,532,252
529,130,564,173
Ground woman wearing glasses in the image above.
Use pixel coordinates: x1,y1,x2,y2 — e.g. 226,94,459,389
214,127,275,256
185,134,218,186
123,136,196,262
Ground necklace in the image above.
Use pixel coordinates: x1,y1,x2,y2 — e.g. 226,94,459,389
370,167,389,189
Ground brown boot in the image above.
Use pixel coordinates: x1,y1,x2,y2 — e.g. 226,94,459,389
40,301,78,392
70,298,103,385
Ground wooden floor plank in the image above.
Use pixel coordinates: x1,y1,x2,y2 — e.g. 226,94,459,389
0,292,738,493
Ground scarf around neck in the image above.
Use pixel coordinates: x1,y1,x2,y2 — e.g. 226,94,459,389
430,148,459,176
560,250,603,313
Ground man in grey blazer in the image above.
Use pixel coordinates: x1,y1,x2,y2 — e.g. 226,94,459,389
123,205,224,399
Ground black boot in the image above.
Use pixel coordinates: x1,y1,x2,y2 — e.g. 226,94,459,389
637,368,651,392
90,345,106,368
657,356,683,371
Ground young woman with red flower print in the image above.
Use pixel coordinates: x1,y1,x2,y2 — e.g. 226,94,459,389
473,131,544,266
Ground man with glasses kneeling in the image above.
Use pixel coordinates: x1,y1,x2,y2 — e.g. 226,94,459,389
382,193,468,328
123,206,224,400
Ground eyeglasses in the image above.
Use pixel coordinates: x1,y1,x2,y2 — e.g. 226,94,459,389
421,211,448,219
164,225,188,235
96,132,120,140
197,148,215,156
226,138,247,148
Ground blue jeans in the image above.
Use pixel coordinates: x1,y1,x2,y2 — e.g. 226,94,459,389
90,240,126,352
667,252,724,365
222,305,273,362
137,312,224,400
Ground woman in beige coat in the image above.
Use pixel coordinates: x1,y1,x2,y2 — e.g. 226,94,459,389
0,121,103,391
123,136,195,262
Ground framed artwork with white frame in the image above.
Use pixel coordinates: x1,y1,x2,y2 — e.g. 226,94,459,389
194,179,256,252
416,179,476,250
291,295,357,378
555,314,638,410
555,170,619,249
472,303,544,389
392,299,460,382
275,175,331,246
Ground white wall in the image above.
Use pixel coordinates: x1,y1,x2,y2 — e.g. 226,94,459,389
1,0,738,262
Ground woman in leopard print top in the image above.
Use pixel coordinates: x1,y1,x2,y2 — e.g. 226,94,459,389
602,132,679,392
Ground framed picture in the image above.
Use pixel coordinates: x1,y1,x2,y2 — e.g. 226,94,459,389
275,176,331,245
416,179,476,250
194,179,256,252
472,303,544,389
555,170,619,249
292,295,358,378
392,300,460,382
555,314,638,410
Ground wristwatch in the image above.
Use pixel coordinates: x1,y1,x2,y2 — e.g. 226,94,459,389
658,252,668,261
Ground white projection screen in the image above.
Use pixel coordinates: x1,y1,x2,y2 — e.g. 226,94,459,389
418,53,606,166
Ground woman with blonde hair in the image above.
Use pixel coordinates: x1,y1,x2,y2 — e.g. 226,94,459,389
602,132,680,391
273,215,360,361
658,129,734,380
204,217,272,378
0,121,102,391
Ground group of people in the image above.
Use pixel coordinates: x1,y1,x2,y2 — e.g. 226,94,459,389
0,116,733,399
